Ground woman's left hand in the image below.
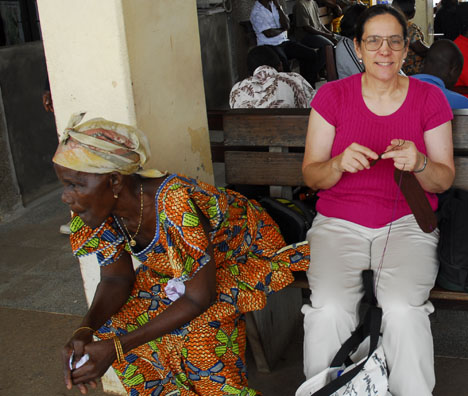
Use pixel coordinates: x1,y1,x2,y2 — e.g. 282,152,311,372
381,139,425,172
70,339,116,392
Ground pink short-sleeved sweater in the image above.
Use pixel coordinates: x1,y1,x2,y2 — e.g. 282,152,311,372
311,73,453,228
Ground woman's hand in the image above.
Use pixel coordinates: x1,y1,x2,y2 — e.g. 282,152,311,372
381,139,424,172
334,143,378,173
62,328,98,394
70,339,116,392
60,253,135,393
302,110,378,190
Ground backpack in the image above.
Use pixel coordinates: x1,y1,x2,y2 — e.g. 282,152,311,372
258,196,317,244
436,188,468,292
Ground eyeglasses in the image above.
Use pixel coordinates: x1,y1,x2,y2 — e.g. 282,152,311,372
362,35,407,51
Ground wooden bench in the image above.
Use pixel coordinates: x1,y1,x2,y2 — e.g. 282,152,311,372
208,108,468,371
318,6,334,27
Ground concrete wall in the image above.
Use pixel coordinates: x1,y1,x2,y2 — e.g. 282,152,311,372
0,41,58,219
199,11,235,109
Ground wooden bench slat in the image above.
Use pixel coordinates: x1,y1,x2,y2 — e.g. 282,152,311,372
430,287,468,301
224,112,309,147
225,151,304,186
453,157,468,190
453,117,468,149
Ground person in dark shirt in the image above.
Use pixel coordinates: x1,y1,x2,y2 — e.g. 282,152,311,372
434,0,461,41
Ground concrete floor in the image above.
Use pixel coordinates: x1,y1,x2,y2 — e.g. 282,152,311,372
1,187,468,395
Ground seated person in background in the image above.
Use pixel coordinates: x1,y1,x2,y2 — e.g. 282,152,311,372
413,39,468,109
335,3,367,79
229,45,316,108
434,0,461,41
250,0,320,86
454,3,468,97
294,0,340,77
392,0,429,75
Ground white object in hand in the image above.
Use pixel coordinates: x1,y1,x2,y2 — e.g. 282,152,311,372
69,352,90,370
165,278,186,301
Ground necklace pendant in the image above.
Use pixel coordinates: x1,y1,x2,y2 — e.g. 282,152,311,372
129,239,137,247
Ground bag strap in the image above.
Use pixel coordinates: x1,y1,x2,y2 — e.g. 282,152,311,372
312,270,382,396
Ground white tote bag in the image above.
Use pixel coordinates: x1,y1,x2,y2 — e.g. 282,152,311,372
296,344,391,396
296,270,391,396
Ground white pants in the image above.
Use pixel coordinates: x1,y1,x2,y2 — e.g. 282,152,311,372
303,213,439,396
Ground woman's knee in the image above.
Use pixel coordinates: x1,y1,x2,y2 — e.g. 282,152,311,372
378,286,433,314
302,301,358,331
382,302,433,332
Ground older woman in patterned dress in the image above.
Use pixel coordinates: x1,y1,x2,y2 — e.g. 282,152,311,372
54,113,309,396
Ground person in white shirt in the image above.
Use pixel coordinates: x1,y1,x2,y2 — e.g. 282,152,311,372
250,0,320,86
229,45,316,108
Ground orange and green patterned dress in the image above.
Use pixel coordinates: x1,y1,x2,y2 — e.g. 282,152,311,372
70,174,309,396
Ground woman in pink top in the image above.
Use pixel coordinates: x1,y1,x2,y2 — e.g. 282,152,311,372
301,5,454,396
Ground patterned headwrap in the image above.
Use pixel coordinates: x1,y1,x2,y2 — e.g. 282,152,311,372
53,112,166,177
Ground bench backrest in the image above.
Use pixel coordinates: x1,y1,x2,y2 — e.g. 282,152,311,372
221,108,468,191
318,6,333,26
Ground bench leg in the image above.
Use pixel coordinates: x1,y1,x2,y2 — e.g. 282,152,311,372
246,311,272,373
245,287,303,373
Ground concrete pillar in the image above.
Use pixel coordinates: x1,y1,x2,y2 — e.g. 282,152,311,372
415,0,435,45
36,1,212,393
37,0,212,181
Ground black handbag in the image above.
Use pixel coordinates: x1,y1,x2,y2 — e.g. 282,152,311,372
258,196,316,244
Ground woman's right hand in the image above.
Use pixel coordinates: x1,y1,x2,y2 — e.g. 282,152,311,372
62,327,97,394
333,143,378,173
